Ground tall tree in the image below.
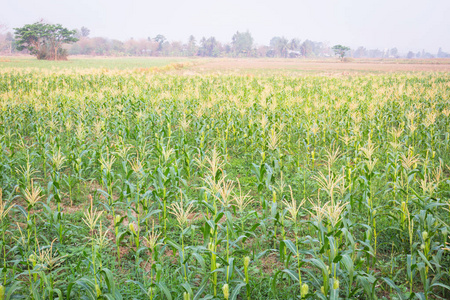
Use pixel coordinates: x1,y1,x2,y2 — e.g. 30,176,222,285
5,32,14,54
47,24,79,60
332,44,350,60
14,22,78,60
199,36,219,57
390,47,398,58
80,26,90,37
154,34,166,51
14,22,48,58
354,46,367,58
231,31,253,56
270,36,288,57
187,35,197,56
288,38,301,51
437,47,450,58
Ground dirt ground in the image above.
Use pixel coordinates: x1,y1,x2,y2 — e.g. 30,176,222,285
185,58,450,74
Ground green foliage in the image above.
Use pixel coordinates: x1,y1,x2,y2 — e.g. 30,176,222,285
14,22,78,60
199,36,220,57
231,31,254,56
0,66,449,299
332,44,351,59
270,36,289,57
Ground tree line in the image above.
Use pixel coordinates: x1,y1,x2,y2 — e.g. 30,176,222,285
1,22,449,60
68,31,337,59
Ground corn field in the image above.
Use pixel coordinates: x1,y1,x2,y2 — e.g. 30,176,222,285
0,68,450,299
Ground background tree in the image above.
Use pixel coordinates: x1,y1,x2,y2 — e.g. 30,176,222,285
61,30,423,59
390,47,398,58
199,36,220,57
14,22,48,58
332,44,350,60
300,39,314,57
437,47,450,58
231,31,253,56
14,22,78,60
5,32,15,54
270,36,288,57
256,45,269,57
288,38,301,51
154,34,166,51
354,46,367,58
47,24,79,60
168,40,183,56
0,24,11,54
186,35,197,56
80,26,90,38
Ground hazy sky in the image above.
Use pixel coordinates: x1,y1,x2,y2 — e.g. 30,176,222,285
1,0,449,53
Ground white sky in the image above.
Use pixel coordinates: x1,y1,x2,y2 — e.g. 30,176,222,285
1,0,449,53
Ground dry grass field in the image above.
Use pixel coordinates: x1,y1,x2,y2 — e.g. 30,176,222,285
186,58,450,74
2,56,450,74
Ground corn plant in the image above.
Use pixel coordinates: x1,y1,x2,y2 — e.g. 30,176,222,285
0,67,449,299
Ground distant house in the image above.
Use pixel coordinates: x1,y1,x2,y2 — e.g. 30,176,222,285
288,50,302,58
